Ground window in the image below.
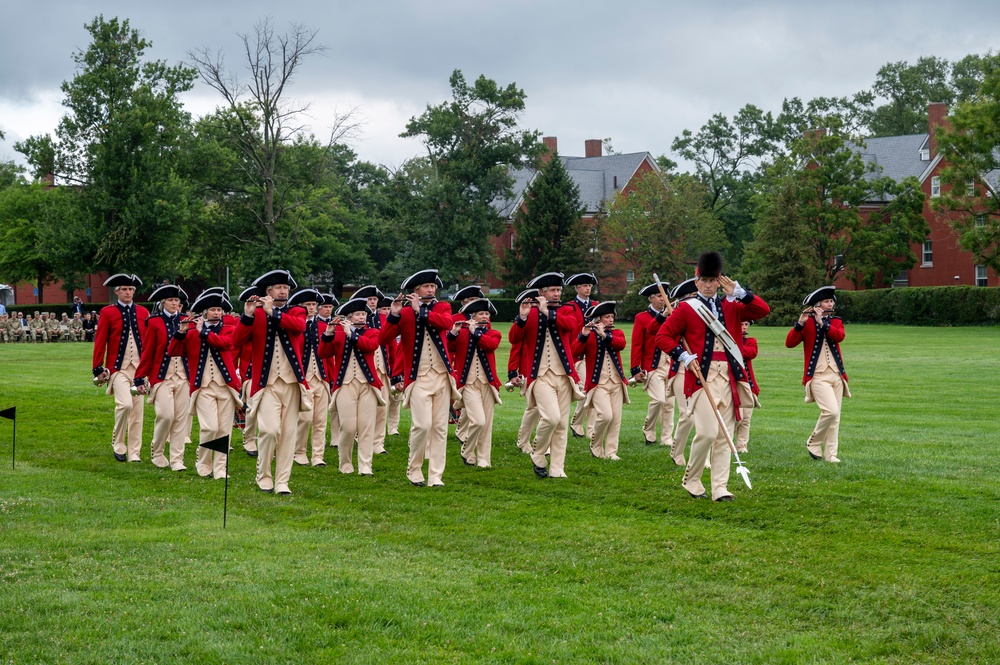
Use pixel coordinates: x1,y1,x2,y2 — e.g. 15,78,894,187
976,214,987,228
931,176,941,197
919,148,930,161
976,265,988,287
626,270,635,284
967,180,976,197
509,233,515,250
892,270,909,288
921,240,933,266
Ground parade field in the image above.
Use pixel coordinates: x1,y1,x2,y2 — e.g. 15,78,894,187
0,323,998,664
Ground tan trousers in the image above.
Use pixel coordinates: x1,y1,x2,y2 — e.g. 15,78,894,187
735,406,754,453
373,371,390,454
149,374,190,469
529,371,574,477
406,370,451,485
295,380,330,465
807,368,843,461
110,367,144,460
683,361,736,500
589,383,625,459
336,380,378,474
253,378,301,492
195,382,236,479
516,403,539,453
387,390,402,435
669,371,694,466
569,359,590,436
459,382,495,467
241,382,257,453
328,403,340,448
643,365,675,447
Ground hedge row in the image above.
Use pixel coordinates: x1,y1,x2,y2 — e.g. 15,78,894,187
834,286,1000,326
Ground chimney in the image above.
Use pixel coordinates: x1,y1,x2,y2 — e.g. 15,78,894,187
541,136,558,164
41,172,55,188
585,139,602,158
928,102,948,157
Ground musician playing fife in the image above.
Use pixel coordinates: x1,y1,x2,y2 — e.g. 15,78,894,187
574,302,629,460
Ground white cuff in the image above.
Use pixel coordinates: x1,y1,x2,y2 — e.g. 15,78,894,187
727,281,747,301
679,351,698,367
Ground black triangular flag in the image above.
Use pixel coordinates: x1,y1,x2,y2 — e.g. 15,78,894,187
199,434,230,454
0,407,14,420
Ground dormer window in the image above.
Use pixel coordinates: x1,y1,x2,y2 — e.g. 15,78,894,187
919,148,930,161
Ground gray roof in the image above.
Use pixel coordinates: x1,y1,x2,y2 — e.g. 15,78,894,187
854,134,931,185
494,151,656,217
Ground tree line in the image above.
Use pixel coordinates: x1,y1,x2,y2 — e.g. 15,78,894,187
1,16,998,320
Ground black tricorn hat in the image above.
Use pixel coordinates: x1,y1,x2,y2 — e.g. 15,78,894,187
564,272,598,287
526,272,564,289
515,288,540,304
191,291,232,313
319,292,340,307
584,301,616,319
252,269,297,290
638,282,671,298
459,298,497,316
803,286,836,306
239,286,262,301
670,278,698,300
287,288,322,307
401,269,443,291
378,296,393,309
453,285,486,302
695,251,723,278
148,284,188,302
104,273,143,288
336,298,373,317
351,285,384,300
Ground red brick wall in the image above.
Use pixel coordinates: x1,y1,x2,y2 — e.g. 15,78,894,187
12,273,111,305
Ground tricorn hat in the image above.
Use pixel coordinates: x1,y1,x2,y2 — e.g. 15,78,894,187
565,272,598,287
452,285,486,302
638,282,671,298
526,272,564,290
336,298,373,317
378,296,393,309
401,269,443,291
584,301,616,319
287,288,322,308
319,292,340,307
351,285,384,300
695,251,723,279
191,290,232,313
515,288,540,304
239,286,262,301
252,269,297,290
459,298,497,316
670,278,698,300
104,273,143,288
803,286,836,306
148,284,188,302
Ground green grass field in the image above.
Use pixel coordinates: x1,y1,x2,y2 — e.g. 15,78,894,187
1,324,998,664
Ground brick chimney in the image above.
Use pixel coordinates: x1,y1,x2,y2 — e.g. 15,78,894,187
584,139,602,158
541,136,558,164
927,102,948,157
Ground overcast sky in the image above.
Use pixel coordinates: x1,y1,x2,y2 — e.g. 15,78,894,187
2,1,999,170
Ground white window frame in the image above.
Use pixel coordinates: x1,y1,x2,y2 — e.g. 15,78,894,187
921,240,933,266
625,270,635,284
931,176,941,197
975,214,987,228
976,265,988,287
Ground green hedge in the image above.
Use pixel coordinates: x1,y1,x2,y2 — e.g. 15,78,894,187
835,286,1000,325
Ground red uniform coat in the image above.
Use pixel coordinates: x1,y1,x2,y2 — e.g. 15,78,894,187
301,317,330,383
742,336,760,395
318,325,383,389
561,298,597,360
629,307,669,376
507,324,524,381
510,305,581,387
92,303,149,375
168,322,242,394
655,292,770,400
135,312,186,386
378,301,454,388
232,305,308,398
785,316,848,384
447,324,502,390
573,327,627,392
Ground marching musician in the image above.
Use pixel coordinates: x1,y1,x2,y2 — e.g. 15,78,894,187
786,286,850,463
734,321,761,454
655,252,769,502
233,270,309,495
235,287,260,458
379,269,457,487
353,285,393,455
574,302,629,460
563,273,598,439
92,273,148,463
378,296,403,438
664,279,698,466
512,272,583,479
134,284,190,470
170,290,242,479
630,281,674,450
450,285,487,445
447,298,502,468
508,288,540,454
288,289,331,468
317,292,341,450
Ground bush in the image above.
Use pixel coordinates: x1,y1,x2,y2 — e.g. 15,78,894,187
835,286,1000,325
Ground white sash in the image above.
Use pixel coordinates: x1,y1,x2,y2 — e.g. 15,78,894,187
687,299,746,372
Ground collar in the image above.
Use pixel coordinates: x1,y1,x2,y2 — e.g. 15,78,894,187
117,301,133,309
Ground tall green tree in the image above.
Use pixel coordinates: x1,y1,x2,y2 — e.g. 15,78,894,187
16,16,201,279
398,70,542,284
502,154,589,285
933,55,1000,273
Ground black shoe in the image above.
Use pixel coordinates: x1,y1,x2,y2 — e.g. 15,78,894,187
258,487,273,493
113,452,127,463
462,456,475,466
687,491,709,500
411,480,426,487
645,439,655,446
714,495,735,502
376,450,388,455
808,451,822,460
570,428,584,439
245,449,258,458
533,464,548,479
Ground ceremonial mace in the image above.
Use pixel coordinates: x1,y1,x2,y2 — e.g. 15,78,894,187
652,273,752,489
